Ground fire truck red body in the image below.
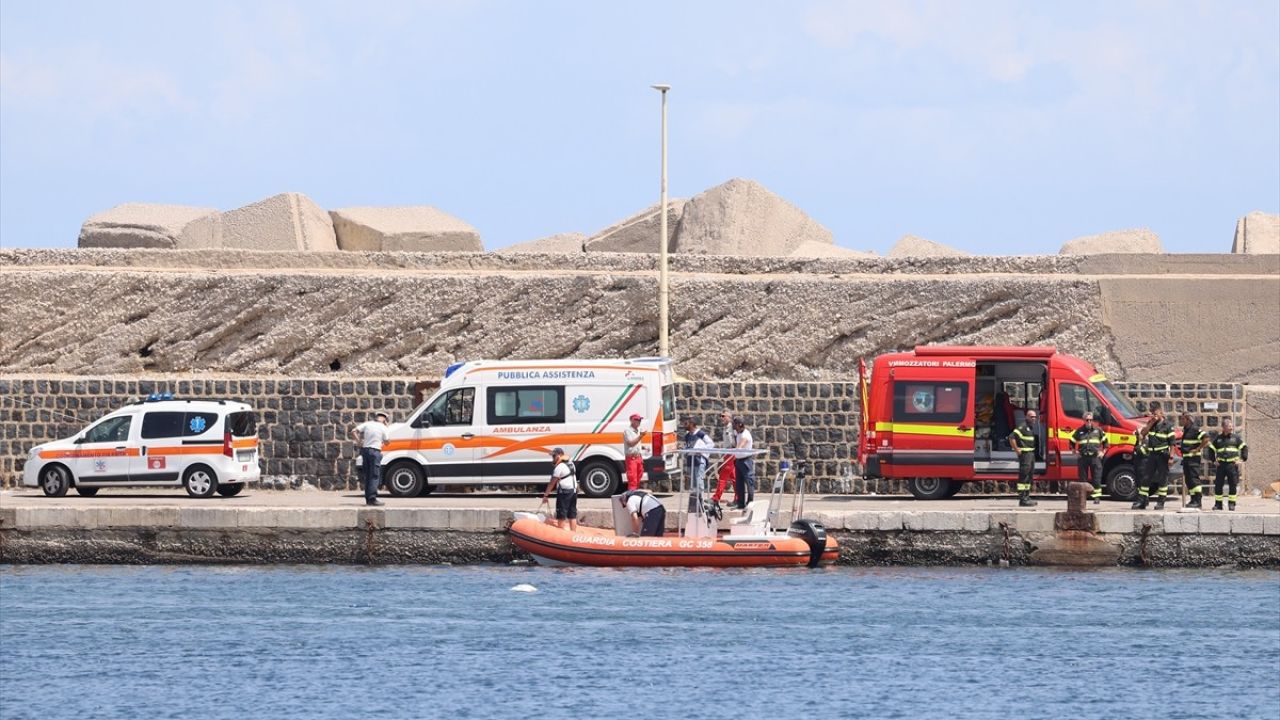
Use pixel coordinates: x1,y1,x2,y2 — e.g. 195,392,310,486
857,346,1149,500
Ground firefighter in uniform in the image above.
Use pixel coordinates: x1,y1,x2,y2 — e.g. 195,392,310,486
1177,412,1209,509
1133,403,1175,510
1009,410,1039,507
1208,419,1248,511
1069,412,1108,504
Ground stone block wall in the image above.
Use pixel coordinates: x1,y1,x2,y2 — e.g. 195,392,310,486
0,376,1257,493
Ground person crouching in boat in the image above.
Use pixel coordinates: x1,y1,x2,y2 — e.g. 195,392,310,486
620,490,666,537
540,448,578,532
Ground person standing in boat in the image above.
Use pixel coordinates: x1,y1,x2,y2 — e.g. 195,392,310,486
539,448,579,532
712,409,737,506
623,413,646,491
620,489,667,537
682,416,713,493
732,417,756,510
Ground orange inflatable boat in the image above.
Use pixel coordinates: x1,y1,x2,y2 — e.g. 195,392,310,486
508,512,839,568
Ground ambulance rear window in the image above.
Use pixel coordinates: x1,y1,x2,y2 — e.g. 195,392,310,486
227,411,257,437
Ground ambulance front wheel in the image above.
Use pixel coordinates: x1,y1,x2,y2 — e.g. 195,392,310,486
385,462,424,497
183,465,219,498
1105,464,1138,501
906,477,955,500
39,464,71,497
579,461,620,498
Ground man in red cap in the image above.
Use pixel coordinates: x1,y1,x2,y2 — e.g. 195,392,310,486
623,412,646,491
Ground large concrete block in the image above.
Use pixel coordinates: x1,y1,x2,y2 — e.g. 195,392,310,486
330,206,483,253
222,192,338,251
876,511,904,531
961,512,991,532
888,234,970,257
105,507,179,527
179,507,240,529
1015,512,1055,533
235,508,280,527
676,179,831,256
1231,211,1280,254
1244,386,1280,494
448,508,503,531
79,204,221,249
1198,513,1232,534
1162,512,1200,534
584,200,685,253
1131,513,1164,534
1230,514,1265,535
1099,277,1279,384
1264,514,1280,535
1096,513,1134,534
14,507,90,528
844,512,879,531
1059,229,1162,254
0,506,15,529
905,511,963,531
383,507,450,529
498,233,585,254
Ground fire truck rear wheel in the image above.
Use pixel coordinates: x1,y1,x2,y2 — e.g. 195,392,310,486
907,477,953,500
1105,464,1138,501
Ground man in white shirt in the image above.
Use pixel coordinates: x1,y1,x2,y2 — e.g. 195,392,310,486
732,417,756,510
351,412,390,506
623,413,646,491
620,489,667,537
539,448,579,531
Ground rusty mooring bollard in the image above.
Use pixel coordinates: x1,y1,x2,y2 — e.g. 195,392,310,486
1055,481,1097,532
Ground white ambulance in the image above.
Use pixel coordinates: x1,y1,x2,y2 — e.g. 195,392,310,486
22,396,261,498
378,357,680,497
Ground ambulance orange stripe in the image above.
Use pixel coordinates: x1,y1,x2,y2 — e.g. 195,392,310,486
38,448,141,460
231,438,258,449
382,436,521,453
482,432,625,459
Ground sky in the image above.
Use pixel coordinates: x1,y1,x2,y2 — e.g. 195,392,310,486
1,0,1277,255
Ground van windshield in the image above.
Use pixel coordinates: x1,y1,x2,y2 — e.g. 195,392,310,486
1092,381,1142,419
227,411,257,437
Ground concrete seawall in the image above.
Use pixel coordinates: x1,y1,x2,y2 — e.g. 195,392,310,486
3,493,1277,568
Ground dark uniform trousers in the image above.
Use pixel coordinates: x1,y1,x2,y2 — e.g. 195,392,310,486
1138,419,1174,504
1211,433,1247,507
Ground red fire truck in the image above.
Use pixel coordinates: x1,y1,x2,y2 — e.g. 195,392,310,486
857,346,1148,500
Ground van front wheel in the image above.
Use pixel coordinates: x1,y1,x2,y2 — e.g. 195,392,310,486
183,465,219,498
906,477,953,500
579,461,620,498
40,465,71,497
385,462,424,497
1106,464,1138,501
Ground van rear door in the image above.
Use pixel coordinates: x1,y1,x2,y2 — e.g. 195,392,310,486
882,366,975,478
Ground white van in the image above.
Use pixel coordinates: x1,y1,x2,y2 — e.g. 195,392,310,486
22,396,261,498
378,358,680,497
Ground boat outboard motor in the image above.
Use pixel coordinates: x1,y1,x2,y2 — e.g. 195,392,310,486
788,519,828,568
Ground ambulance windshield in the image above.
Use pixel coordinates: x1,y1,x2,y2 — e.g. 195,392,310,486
1092,380,1142,419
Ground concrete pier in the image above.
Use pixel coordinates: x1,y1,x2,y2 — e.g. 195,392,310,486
2,489,1277,568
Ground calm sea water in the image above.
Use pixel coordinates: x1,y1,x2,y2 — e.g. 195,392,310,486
1,565,1277,720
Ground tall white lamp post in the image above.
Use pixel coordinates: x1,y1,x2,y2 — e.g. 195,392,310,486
651,83,671,358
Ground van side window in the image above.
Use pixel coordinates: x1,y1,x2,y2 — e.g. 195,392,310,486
183,412,219,436
142,412,184,439
1058,383,1104,421
893,382,968,423
488,386,564,424
85,416,133,443
425,388,475,426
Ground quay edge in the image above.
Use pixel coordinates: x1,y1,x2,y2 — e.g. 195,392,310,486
1,505,1277,568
